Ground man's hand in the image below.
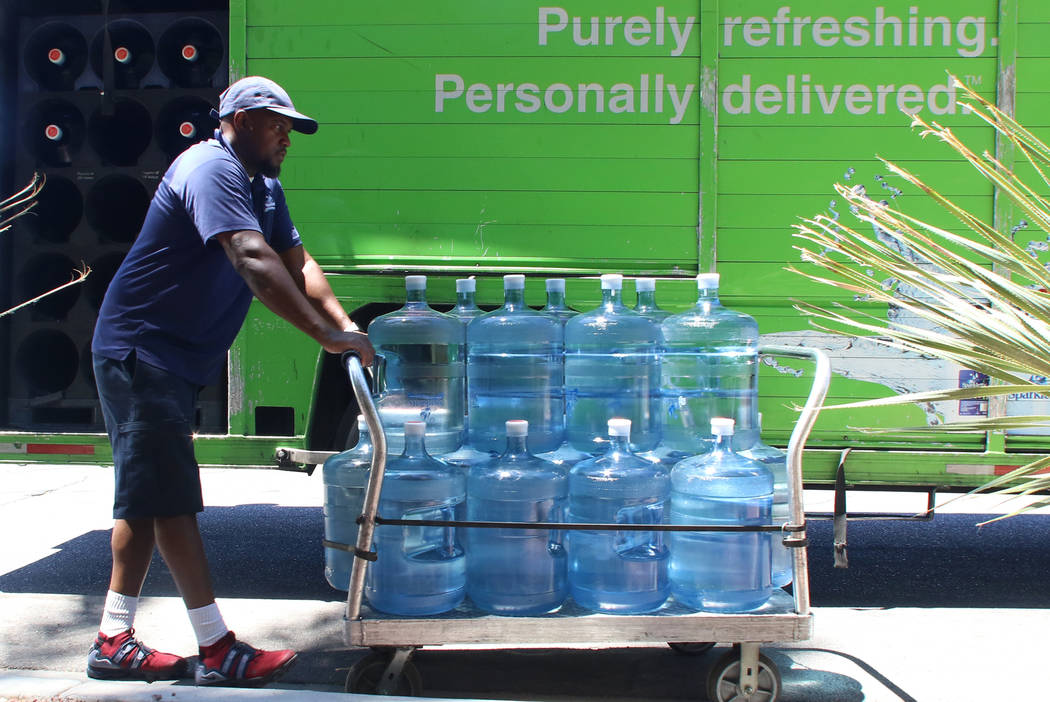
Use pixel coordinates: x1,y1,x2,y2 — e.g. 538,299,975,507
324,329,375,367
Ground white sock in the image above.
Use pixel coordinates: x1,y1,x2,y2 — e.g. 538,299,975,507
187,603,228,648
100,590,138,637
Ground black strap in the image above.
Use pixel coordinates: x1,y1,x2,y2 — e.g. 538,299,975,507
833,448,851,569
322,539,378,562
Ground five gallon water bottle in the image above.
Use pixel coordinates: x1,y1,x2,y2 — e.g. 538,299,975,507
741,414,792,587
467,420,568,615
467,274,564,455
438,414,497,475
448,277,484,323
536,439,593,469
564,274,662,454
633,278,671,322
661,273,759,453
367,275,466,455
445,277,486,459
567,418,670,613
364,421,466,615
541,278,577,325
322,415,373,591
669,417,773,612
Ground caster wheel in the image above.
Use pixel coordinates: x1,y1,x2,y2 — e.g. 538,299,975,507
706,649,781,702
345,651,423,696
668,641,716,655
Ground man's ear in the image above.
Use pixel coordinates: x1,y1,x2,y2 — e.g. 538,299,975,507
232,110,253,133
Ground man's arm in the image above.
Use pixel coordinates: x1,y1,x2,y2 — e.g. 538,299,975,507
277,244,358,331
214,229,374,365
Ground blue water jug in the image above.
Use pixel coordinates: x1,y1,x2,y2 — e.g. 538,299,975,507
537,439,593,469
322,415,372,590
567,418,670,613
439,414,497,473
448,277,485,434
448,277,484,323
633,277,671,322
364,421,466,615
467,274,564,455
660,273,759,453
741,414,791,588
670,417,773,612
466,420,568,615
540,278,577,325
367,275,466,455
564,274,662,454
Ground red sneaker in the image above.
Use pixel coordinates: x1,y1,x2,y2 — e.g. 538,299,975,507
86,629,188,682
194,631,297,687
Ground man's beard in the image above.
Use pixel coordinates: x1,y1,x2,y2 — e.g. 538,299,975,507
259,160,281,178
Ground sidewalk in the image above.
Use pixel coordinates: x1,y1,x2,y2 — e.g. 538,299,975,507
0,669,381,702
5,602,1050,701
3,464,1049,702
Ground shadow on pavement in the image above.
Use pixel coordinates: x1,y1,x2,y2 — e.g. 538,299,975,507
3,506,1049,608
0,505,332,600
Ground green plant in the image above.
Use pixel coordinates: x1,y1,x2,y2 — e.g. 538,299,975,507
1,173,90,319
790,76,1050,520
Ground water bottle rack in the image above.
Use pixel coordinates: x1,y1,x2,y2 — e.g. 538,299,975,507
333,345,831,700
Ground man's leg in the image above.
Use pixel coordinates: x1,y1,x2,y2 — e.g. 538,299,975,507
109,517,157,597
89,353,193,682
88,517,189,681
154,514,214,609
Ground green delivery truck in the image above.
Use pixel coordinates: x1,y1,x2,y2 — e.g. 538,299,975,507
2,0,1047,492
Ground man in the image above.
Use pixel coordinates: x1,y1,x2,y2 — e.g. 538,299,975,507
87,76,374,687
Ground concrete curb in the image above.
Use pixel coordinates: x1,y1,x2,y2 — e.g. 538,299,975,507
0,669,487,702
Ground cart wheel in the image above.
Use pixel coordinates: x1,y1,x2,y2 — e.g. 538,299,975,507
706,649,781,702
345,651,423,696
668,641,716,656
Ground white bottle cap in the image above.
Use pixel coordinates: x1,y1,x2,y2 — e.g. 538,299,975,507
405,275,426,290
456,278,475,293
404,420,426,437
505,419,529,437
600,273,623,290
711,417,735,435
546,278,565,293
608,417,632,438
697,273,720,290
636,277,655,292
504,274,526,290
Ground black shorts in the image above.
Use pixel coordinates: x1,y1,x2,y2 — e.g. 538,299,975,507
93,351,204,519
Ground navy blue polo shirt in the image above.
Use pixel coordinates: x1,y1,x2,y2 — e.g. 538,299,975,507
92,130,302,386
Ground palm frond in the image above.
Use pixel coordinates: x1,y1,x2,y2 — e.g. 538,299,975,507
791,73,1050,513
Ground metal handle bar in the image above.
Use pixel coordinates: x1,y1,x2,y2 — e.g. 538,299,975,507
757,344,831,617
340,352,387,622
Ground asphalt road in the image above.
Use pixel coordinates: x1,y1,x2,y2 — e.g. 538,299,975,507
3,485,1047,609
2,465,1048,702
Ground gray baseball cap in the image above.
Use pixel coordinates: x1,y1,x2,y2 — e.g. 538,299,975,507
210,76,318,134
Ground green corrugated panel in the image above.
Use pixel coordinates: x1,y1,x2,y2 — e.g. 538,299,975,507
245,5,701,275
